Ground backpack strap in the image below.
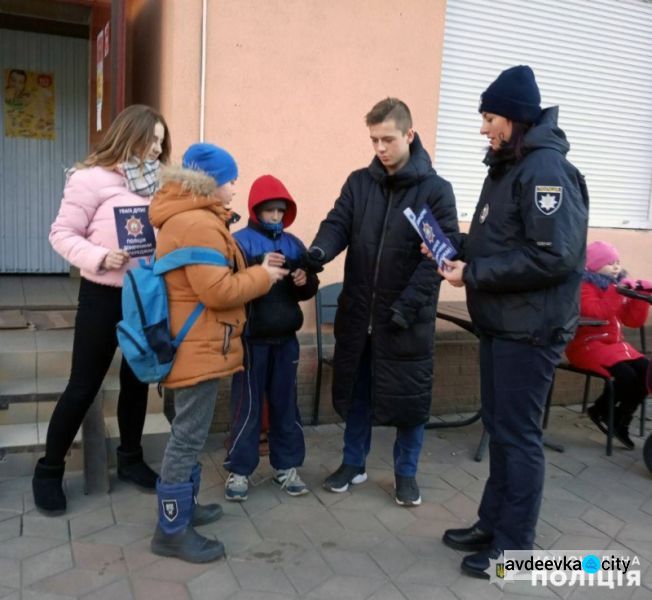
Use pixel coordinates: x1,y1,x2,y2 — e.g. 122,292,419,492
173,302,205,348
152,247,231,348
153,246,231,275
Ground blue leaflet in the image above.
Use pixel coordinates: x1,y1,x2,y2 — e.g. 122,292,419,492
403,206,456,268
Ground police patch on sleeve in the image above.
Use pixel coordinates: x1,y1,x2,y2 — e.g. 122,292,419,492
535,186,563,215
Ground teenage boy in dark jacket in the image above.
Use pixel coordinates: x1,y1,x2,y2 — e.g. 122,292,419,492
305,98,459,506
224,175,319,501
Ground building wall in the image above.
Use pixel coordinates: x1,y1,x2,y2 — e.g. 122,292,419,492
127,0,202,155
129,0,448,293
203,0,448,261
0,29,88,273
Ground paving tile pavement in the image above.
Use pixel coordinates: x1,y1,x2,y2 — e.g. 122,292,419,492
0,405,651,599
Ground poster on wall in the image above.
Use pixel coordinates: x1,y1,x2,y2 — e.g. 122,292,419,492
3,69,55,140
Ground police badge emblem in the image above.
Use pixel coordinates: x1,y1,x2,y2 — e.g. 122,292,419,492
479,203,489,224
162,499,178,522
535,185,563,215
422,221,435,244
125,216,144,237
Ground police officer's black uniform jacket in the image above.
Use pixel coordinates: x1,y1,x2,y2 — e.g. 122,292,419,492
311,133,459,426
459,107,589,345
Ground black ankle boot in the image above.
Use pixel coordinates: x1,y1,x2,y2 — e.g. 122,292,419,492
614,426,635,450
32,458,67,516
117,446,158,491
615,414,635,450
587,404,608,434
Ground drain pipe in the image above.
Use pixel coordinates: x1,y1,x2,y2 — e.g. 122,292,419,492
199,0,207,142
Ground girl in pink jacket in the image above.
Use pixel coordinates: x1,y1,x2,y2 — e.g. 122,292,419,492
565,241,651,449
32,105,170,515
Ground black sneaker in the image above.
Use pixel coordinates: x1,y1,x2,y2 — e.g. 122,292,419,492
323,464,367,493
395,475,421,507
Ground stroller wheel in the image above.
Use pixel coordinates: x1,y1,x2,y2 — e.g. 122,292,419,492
644,434,652,474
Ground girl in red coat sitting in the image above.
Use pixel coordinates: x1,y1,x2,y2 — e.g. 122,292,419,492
566,241,651,449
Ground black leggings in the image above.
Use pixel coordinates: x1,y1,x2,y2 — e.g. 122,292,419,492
596,357,649,421
44,278,149,466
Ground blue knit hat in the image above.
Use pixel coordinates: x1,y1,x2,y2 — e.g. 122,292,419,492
479,65,541,124
182,143,238,186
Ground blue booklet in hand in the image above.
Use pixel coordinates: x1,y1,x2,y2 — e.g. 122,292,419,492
403,206,456,268
114,206,156,258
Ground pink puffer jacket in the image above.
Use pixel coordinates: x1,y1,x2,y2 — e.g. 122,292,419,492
49,166,152,287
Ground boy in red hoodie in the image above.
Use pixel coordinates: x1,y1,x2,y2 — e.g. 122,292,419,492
224,175,319,501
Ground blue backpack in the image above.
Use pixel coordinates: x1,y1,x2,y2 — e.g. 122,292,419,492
117,246,229,383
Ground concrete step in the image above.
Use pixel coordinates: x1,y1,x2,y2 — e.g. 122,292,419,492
0,377,164,425
0,412,170,454
0,412,170,478
0,275,79,311
0,329,122,382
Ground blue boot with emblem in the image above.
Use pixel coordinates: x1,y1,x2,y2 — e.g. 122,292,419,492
150,479,225,563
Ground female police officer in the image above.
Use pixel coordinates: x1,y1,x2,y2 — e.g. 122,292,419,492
435,66,588,578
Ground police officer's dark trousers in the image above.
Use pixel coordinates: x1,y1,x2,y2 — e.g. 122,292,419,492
225,336,305,475
476,335,564,551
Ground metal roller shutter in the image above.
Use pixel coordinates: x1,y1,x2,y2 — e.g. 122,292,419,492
435,0,652,229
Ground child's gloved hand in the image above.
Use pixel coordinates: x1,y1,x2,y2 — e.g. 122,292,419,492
619,277,637,289
636,279,652,292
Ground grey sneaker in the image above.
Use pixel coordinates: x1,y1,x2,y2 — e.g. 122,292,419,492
323,463,367,493
273,467,309,496
225,473,248,501
395,475,421,507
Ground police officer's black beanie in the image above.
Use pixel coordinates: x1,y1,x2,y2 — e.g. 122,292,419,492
479,65,541,124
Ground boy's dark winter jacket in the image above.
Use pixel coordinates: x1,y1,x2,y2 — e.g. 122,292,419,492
310,133,459,427
234,221,318,340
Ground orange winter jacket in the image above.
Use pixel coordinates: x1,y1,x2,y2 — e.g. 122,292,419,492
149,166,272,388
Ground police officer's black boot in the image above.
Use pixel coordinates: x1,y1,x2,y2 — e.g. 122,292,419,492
190,463,223,526
151,479,225,563
443,524,493,551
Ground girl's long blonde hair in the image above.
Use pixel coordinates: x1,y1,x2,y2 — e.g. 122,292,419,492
81,104,171,168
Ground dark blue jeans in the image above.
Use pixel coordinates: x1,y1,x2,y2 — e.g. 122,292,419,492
476,335,564,551
342,338,425,477
225,337,305,475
